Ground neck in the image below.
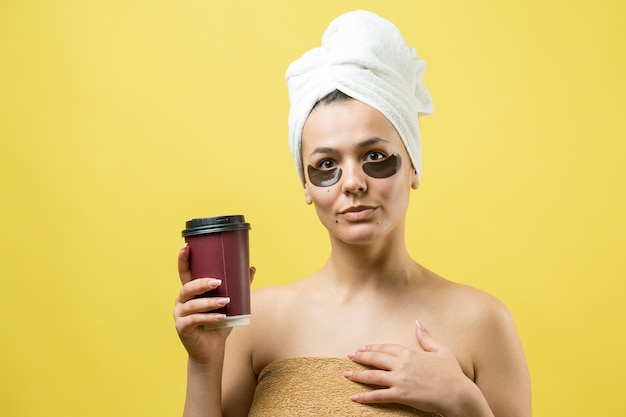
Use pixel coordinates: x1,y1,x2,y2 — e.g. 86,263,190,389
323,230,420,293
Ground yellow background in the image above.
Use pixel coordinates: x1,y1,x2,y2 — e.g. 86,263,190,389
1,1,624,415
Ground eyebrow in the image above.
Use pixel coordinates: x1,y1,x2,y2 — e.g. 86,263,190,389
357,137,389,148
308,137,389,157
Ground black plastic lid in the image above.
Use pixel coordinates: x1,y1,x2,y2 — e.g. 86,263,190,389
182,215,251,237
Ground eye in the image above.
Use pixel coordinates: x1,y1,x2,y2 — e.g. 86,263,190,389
365,151,386,162
317,159,337,170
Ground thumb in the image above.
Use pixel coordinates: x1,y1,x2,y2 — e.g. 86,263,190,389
415,320,439,352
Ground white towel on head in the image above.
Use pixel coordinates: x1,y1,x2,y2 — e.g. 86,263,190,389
286,10,434,184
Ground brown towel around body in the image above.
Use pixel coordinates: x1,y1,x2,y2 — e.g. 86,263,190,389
248,357,442,417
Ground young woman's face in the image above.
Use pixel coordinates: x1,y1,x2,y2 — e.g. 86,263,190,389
301,99,419,244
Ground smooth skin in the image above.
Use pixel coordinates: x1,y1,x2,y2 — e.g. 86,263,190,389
174,99,531,417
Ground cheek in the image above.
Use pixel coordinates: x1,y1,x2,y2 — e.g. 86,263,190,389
311,192,340,226
308,186,337,209
376,169,413,206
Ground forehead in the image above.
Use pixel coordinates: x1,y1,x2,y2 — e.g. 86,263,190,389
301,99,404,155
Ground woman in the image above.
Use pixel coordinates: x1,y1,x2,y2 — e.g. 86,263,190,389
174,10,531,417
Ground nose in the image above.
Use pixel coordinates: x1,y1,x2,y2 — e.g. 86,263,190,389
340,161,367,195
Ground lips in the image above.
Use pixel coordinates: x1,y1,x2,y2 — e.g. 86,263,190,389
339,206,377,221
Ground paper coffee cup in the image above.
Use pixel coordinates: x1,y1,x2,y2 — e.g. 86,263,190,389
182,215,251,329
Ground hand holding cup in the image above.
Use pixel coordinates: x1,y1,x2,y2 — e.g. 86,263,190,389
174,215,253,363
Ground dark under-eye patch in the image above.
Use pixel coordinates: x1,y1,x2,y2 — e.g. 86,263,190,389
307,165,342,187
362,153,402,178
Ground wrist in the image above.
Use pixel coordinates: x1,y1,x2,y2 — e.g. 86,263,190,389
445,379,494,417
186,335,228,366
188,353,225,374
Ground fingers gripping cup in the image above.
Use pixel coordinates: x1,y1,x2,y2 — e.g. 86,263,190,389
182,215,251,329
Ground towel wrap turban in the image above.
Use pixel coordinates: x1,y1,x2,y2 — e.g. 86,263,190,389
286,10,434,184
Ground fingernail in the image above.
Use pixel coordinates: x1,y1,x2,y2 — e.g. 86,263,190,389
415,320,427,337
217,297,230,306
343,371,353,377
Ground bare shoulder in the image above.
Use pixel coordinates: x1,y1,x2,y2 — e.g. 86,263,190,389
439,280,531,415
250,280,308,320
426,273,530,413
251,282,301,306
441,280,525,356
455,283,518,343
426,272,515,333
228,283,304,346
421,272,524,367
246,279,315,369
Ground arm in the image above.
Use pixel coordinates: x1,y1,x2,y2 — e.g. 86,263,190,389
183,349,227,417
221,285,287,416
470,300,531,417
220,326,258,416
182,331,257,417
174,244,257,417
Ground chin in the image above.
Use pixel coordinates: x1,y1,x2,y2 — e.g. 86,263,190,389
328,221,384,244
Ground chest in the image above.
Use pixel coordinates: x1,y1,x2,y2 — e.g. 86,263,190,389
261,293,424,358
253,292,475,380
